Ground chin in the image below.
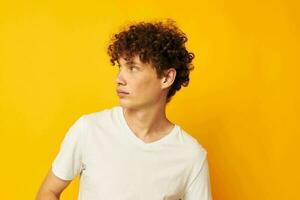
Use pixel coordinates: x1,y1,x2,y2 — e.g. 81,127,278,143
119,99,144,110
119,99,133,109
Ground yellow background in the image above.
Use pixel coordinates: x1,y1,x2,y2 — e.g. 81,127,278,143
0,0,299,199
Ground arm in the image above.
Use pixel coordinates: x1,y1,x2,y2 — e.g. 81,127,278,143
36,168,71,200
37,115,86,199
182,153,213,200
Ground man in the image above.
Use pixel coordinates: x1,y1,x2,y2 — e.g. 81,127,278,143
36,19,213,200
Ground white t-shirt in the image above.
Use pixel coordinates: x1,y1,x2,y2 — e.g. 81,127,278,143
52,105,213,200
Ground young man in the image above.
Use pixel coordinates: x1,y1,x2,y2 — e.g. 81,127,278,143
36,20,213,200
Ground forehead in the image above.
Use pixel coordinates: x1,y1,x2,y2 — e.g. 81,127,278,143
118,55,150,67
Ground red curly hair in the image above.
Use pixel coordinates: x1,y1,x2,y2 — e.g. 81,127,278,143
107,19,195,103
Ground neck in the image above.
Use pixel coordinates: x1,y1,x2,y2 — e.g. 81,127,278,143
122,103,173,140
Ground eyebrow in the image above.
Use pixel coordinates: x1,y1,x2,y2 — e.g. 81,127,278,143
125,60,138,65
117,59,141,67
123,61,141,69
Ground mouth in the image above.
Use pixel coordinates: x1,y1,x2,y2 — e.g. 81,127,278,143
116,89,129,97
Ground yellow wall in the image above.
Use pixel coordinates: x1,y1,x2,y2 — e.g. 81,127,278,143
0,0,299,199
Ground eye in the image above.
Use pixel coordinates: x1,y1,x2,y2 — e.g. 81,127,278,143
128,66,137,71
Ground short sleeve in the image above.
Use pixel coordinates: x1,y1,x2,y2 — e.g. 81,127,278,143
182,149,213,200
51,115,86,181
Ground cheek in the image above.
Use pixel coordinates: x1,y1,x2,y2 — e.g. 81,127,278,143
133,79,149,92
134,78,161,95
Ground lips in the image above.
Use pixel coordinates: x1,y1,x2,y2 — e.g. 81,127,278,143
116,89,129,94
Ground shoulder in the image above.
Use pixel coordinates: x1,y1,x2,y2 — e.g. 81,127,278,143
78,105,119,127
177,127,208,159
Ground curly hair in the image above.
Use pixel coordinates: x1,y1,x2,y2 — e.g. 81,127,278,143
107,19,195,103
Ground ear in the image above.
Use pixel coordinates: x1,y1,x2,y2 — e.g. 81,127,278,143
161,68,176,89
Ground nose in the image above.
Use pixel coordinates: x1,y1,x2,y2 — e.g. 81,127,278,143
115,70,126,86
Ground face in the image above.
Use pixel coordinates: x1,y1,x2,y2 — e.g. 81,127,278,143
115,55,169,110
